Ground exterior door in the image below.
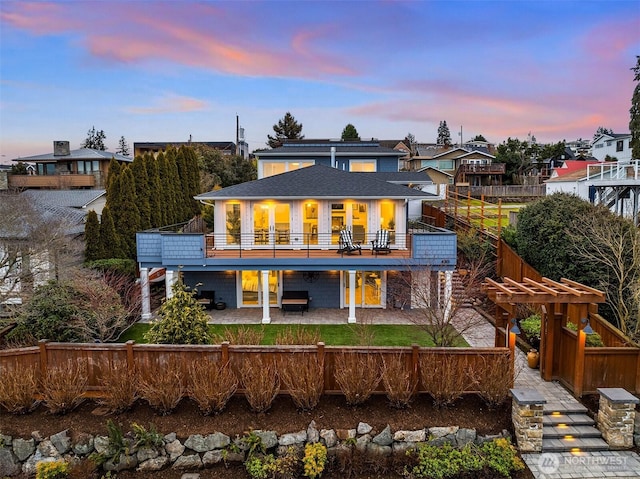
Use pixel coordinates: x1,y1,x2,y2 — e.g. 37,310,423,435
239,271,280,307
344,271,384,308
253,203,290,245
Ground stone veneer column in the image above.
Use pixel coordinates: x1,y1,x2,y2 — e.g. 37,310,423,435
597,387,639,449
510,388,546,452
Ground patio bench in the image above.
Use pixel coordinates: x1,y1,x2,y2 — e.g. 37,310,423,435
195,290,215,310
281,290,309,315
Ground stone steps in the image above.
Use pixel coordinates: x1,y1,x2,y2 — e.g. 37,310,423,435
542,407,608,452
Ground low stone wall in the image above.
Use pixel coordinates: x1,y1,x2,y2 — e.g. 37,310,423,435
0,422,511,477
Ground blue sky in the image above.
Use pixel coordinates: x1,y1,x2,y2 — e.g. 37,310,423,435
1,0,639,162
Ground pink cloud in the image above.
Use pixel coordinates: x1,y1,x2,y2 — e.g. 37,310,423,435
0,2,79,34
581,17,640,61
126,94,208,115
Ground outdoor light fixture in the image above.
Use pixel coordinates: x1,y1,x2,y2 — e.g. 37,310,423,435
510,318,521,335
581,318,594,335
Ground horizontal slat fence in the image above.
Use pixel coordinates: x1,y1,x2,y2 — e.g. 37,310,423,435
0,341,510,398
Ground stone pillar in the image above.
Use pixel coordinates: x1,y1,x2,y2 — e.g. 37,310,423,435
348,270,356,324
261,270,271,324
597,388,639,449
139,267,151,320
510,388,546,452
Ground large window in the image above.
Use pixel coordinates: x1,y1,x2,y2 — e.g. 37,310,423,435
261,161,314,178
225,203,241,244
77,160,99,173
349,160,376,172
37,163,56,175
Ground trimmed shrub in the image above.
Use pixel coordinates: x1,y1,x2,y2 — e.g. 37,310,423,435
240,356,280,413
96,360,139,413
0,366,39,414
278,353,323,411
139,357,186,415
334,352,381,406
41,359,87,415
188,359,238,415
381,353,416,408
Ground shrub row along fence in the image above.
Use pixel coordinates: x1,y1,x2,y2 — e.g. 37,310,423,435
0,341,513,413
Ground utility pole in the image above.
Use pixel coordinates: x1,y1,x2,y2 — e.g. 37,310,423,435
459,125,463,147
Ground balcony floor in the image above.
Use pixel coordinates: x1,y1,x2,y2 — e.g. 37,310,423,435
207,247,411,260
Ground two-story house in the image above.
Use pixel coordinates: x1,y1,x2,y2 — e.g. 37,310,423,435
591,132,633,163
136,164,457,324
8,141,131,189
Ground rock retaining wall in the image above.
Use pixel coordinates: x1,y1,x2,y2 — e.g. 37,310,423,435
0,422,511,477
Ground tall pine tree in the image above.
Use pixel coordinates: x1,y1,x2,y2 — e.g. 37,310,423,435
117,167,141,258
131,155,151,230
99,205,123,259
144,153,164,227
84,210,102,262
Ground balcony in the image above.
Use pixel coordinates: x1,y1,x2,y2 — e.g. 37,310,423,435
8,174,96,189
136,226,457,271
457,163,506,175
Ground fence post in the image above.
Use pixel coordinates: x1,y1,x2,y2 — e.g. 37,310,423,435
497,199,502,238
221,341,230,364
317,342,326,394
480,195,485,231
125,340,135,372
38,339,48,376
411,344,419,390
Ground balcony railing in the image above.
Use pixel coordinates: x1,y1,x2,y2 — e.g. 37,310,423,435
8,174,96,189
204,231,405,258
457,163,506,174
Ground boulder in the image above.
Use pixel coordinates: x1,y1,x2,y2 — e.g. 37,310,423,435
50,430,72,455
103,453,138,472
393,429,426,442
137,455,169,472
357,422,373,435
172,454,203,470
71,433,94,455
254,430,278,450
166,439,186,462
372,425,393,446
307,421,319,443
278,430,306,446
12,438,35,462
320,429,338,448
0,448,20,477
202,450,224,466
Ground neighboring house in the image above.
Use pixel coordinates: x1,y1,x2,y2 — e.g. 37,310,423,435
591,132,633,162
378,140,412,170
566,139,591,158
7,141,131,189
136,164,457,323
134,140,247,159
0,190,91,307
410,146,502,186
545,159,640,225
417,167,454,199
254,139,407,178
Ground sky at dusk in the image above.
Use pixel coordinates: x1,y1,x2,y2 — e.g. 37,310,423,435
1,0,639,162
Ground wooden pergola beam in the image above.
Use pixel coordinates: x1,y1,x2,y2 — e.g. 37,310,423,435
504,277,537,295
523,277,558,296
541,277,584,296
561,278,605,298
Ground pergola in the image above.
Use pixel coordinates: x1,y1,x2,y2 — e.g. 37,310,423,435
484,276,605,397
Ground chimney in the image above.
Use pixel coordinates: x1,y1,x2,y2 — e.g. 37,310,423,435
331,146,336,168
54,141,70,156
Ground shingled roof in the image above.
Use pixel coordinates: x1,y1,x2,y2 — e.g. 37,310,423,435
195,164,434,201
12,148,131,163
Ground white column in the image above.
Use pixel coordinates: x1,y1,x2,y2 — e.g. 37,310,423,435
442,270,453,321
261,270,271,324
165,270,177,299
348,270,357,323
140,267,151,320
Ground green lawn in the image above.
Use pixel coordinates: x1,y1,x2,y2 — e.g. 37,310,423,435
119,323,468,347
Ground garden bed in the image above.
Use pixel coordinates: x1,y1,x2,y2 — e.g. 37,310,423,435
1,394,533,479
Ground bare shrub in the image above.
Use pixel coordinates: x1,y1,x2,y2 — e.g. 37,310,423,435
275,327,320,345
188,358,238,415
278,353,324,410
96,360,139,413
382,353,416,409
239,355,280,413
419,353,471,408
0,366,39,414
215,326,264,345
476,353,514,408
139,357,186,415
334,351,381,406
41,359,88,414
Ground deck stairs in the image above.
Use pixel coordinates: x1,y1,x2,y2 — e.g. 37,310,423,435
542,400,609,452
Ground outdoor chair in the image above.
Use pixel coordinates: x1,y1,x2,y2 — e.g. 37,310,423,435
337,229,362,255
371,229,391,255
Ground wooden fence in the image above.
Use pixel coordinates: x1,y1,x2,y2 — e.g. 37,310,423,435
0,341,512,398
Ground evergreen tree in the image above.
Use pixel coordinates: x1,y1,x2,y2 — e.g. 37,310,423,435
116,167,141,258
267,112,304,148
130,156,151,230
144,153,164,228
116,136,130,156
99,205,123,259
144,280,211,344
182,145,203,216
175,147,191,221
472,134,487,142
437,121,452,147
81,126,107,150
84,210,102,262
341,124,360,141
593,126,614,141
630,56,640,160
156,152,172,226
164,146,182,224
105,158,121,205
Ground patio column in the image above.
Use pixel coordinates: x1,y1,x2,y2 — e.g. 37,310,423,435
348,270,356,323
165,269,177,299
139,267,151,320
261,270,271,324
442,270,453,320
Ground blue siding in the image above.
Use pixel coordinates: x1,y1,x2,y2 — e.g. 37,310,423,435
161,234,204,260
283,271,340,308
412,232,457,267
136,232,162,262
183,271,237,308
